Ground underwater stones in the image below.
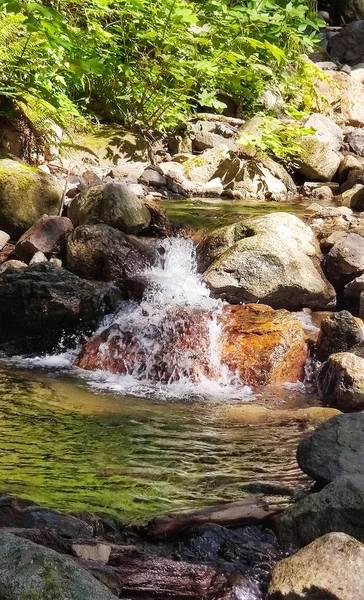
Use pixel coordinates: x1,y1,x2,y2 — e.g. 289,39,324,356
276,475,364,549
0,532,118,600
68,181,151,234
66,224,162,282
220,304,307,386
197,213,336,311
0,263,124,353
15,215,73,262
315,310,364,362
0,158,62,239
268,532,364,600
317,352,364,409
297,413,364,485
76,304,307,388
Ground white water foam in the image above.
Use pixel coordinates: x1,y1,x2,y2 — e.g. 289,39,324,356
8,237,253,401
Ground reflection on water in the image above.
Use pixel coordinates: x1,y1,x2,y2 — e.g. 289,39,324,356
0,365,311,522
161,197,308,231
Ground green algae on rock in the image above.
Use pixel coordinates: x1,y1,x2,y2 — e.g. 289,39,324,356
0,159,62,239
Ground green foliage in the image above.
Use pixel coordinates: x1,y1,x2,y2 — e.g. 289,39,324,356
237,116,316,164
0,0,324,134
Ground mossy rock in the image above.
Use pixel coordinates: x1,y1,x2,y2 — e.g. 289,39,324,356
0,159,62,239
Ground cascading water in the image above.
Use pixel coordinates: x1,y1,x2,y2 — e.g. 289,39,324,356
76,237,253,400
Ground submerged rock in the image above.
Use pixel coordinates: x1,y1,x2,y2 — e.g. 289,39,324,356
268,532,364,600
76,303,307,387
0,532,118,600
66,224,162,282
277,475,364,549
0,158,62,239
0,263,124,353
297,413,364,485
197,213,336,311
317,352,364,409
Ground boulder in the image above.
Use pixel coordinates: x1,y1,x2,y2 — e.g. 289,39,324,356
329,20,364,66
315,310,364,361
190,119,238,153
305,206,353,241
315,70,364,127
0,158,62,239
305,113,343,151
268,532,364,600
346,129,364,157
277,475,364,549
0,231,9,250
317,352,364,409
324,232,364,283
0,495,93,538
77,303,307,387
0,263,125,354
182,145,231,184
0,532,117,600
66,224,162,282
138,165,167,188
15,215,73,262
297,134,341,181
297,412,364,485
344,272,364,300
0,259,27,274
350,185,364,211
197,213,336,311
68,182,151,234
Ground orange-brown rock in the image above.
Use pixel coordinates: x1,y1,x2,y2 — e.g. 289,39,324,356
76,304,308,387
220,304,308,386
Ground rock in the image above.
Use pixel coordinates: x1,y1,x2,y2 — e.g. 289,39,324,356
305,206,353,241
198,213,336,311
77,303,307,387
0,259,27,274
316,310,364,361
324,232,364,283
305,113,343,151
0,532,117,599
337,154,364,182
277,475,364,549
317,352,364,409
200,177,224,196
142,199,174,237
0,231,9,250
0,158,62,239
0,495,93,538
329,21,364,66
29,251,48,266
345,272,364,301
190,119,238,153
15,215,73,262
138,165,167,188
268,532,364,600
346,129,364,157
66,224,162,282
297,134,341,182
350,184,364,211
68,182,151,234
315,71,364,126
310,185,334,202
297,412,364,485
49,257,62,267
182,145,231,184
0,263,125,353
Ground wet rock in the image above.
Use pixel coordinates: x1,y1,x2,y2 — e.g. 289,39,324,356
305,113,343,151
0,495,93,538
0,158,62,239
317,352,364,409
329,20,364,66
0,263,125,353
68,182,151,234
15,215,73,262
277,475,364,549
198,213,336,311
143,198,174,237
0,259,27,274
220,304,307,387
268,532,364,600
297,134,341,182
315,310,364,361
77,303,307,387
324,232,364,283
315,71,364,127
0,532,117,600
66,224,162,282
297,413,364,485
